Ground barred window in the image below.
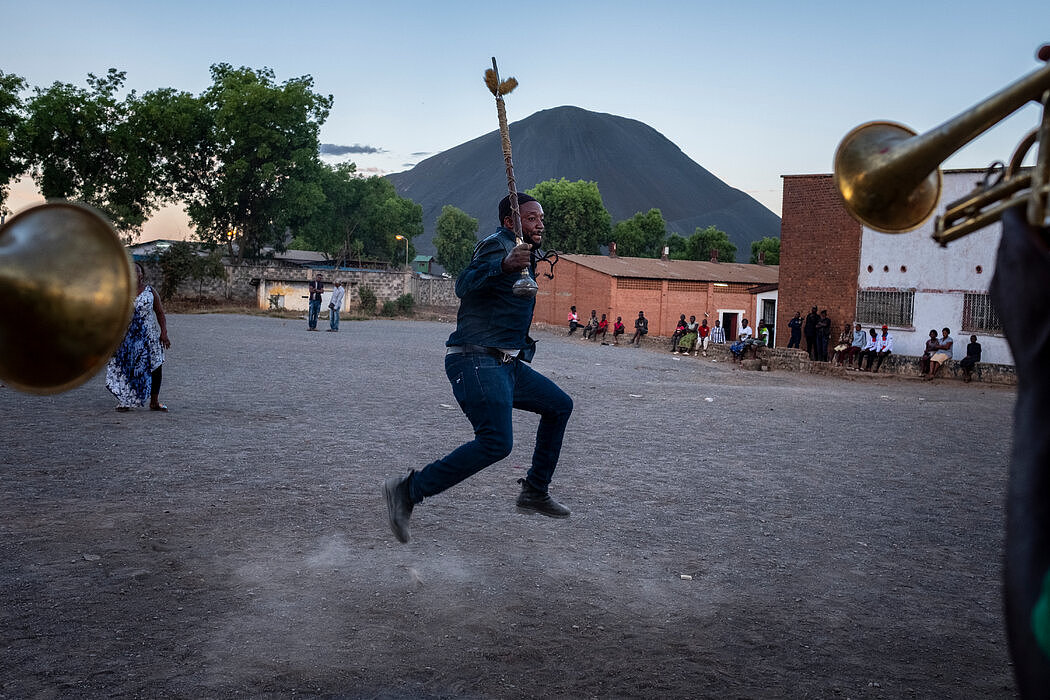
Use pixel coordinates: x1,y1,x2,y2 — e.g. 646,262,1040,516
856,290,914,327
616,278,662,290
962,292,1002,333
667,281,704,292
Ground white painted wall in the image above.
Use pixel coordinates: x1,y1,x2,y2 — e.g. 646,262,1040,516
857,169,1013,365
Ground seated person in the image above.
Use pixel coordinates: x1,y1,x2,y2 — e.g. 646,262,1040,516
675,315,699,355
730,318,755,363
612,316,625,345
831,322,853,366
926,327,954,380
871,325,893,373
582,310,599,340
856,328,878,371
960,334,982,383
669,314,687,352
594,313,609,342
920,329,939,375
847,323,866,367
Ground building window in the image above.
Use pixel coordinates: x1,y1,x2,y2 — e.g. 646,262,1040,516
667,280,704,292
962,292,1002,333
616,278,662,290
856,290,914,327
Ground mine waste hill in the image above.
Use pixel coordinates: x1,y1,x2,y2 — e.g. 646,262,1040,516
387,105,781,257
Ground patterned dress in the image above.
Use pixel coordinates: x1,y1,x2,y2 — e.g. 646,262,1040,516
106,286,165,407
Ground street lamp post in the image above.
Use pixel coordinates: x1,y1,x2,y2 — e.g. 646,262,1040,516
394,235,409,270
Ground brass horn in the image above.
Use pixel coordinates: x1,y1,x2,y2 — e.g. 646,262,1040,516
834,46,1050,244
0,201,134,394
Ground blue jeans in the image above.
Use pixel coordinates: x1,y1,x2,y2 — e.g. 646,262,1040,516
308,299,321,329
330,308,340,330
409,352,573,502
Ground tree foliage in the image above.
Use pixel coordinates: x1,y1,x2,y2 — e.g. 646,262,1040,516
669,225,737,263
17,69,176,237
290,167,422,266
156,241,226,300
0,70,26,218
750,236,780,265
176,64,334,261
526,178,611,254
611,209,667,258
433,205,478,276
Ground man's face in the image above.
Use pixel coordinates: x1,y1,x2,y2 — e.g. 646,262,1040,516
516,200,545,246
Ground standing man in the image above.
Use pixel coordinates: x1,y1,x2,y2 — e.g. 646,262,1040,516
787,311,802,349
382,193,574,544
328,280,345,332
307,273,324,331
803,306,819,359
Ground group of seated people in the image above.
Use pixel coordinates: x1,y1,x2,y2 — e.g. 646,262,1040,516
569,307,627,345
829,322,982,380
728,317,770,363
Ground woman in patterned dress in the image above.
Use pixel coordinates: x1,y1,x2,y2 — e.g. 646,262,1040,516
106,262,171,411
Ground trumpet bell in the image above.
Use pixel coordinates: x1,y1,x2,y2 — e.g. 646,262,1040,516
0,202,133,394
833,121,943,233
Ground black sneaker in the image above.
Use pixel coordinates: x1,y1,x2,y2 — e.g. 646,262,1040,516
515,478,570,518
383,474,414,543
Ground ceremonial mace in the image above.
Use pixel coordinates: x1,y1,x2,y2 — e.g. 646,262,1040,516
485,57,538,298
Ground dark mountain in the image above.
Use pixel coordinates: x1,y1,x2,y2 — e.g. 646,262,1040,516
387,105,780,257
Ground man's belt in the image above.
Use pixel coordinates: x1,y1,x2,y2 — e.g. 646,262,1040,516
446,345,519,363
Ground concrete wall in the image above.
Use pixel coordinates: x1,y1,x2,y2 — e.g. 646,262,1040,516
858,170,1011,365
144,260,457,311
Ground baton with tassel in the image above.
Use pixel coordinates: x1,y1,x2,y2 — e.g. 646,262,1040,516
484,57,538,298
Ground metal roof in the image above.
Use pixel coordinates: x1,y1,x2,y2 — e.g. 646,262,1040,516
561,254,779,285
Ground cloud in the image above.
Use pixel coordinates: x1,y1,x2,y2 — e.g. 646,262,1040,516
320,143,385,156
410,152,431,157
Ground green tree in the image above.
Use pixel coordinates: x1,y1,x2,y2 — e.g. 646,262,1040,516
750,236,780,265
526,178,611,254
671,225,736,263
156,241,227,300
291,169,422,266
611,209,666,258
286,161,358,259
176,64,333,261
433,205,478,276
18,69,174,237
0,71,27,218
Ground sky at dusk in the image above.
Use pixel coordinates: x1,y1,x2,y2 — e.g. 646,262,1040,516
3,0,1048,240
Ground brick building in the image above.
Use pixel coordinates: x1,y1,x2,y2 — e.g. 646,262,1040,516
778,169,1011,364
534,253,779,339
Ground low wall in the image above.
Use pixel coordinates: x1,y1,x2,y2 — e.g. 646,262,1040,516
759,347,1016,385
141,259,456,311
558,325,1017,386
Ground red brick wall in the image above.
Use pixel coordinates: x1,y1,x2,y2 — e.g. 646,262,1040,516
778,175,862,346
535,260,758,337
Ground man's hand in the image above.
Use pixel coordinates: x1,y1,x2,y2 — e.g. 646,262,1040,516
501,242,532,273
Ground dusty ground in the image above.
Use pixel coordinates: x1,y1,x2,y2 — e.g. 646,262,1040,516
1,315,1019,698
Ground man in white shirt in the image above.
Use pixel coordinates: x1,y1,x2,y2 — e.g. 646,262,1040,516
870,324,894,373
328,280,346,332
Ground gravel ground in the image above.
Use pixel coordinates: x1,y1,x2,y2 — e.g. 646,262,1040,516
1,314,1020,698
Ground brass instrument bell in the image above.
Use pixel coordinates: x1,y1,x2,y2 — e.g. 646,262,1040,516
0,202,134,394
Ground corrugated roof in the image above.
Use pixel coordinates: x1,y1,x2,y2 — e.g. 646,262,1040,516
562,254,779,285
